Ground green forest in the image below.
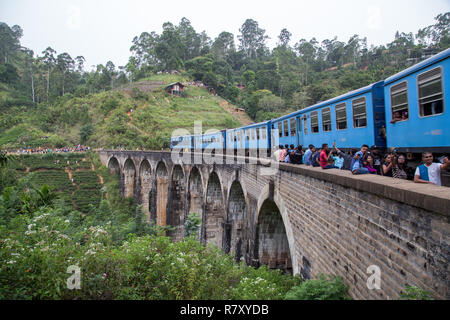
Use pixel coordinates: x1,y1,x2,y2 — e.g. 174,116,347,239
0,13,449,149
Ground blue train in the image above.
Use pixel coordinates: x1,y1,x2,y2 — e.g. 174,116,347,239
171,48,450,157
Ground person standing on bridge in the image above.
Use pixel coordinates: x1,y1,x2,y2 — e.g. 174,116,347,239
414,152,450,186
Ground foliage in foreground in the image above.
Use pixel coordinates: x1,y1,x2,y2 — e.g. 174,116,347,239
284,274,351,300
399,285,434,300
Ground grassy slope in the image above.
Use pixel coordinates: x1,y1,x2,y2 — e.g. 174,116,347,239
0,74,250,150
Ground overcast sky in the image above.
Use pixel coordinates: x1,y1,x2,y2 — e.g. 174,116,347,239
1,0,449,70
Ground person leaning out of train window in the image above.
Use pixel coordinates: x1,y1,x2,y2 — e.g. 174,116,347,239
414,152,450,186
303,145,315,166
351,144,370,175
382,153,394,177
392,154,408,180
390,111,403,124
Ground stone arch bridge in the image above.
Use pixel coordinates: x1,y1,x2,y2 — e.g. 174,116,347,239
98,150,450,300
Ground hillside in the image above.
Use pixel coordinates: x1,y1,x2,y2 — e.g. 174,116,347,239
0,74,251,150
5,152,104,213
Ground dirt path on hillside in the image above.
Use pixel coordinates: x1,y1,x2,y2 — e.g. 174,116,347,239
218,100,253,126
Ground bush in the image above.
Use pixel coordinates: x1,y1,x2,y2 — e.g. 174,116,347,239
284,274,351,300
399,285,434,300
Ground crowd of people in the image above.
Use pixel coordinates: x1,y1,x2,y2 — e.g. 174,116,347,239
8,145,90,155
273,143,450,187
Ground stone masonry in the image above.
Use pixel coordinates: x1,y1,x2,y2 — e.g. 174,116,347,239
98,150,450,300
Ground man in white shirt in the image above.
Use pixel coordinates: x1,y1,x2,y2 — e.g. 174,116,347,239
414,152,450,186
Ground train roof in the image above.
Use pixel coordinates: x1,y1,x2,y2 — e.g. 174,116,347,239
273,81,384,123
227,120,271,132
384,48,450,85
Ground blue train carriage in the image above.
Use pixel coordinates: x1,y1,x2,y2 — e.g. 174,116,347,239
384,48,450,154
170,134,193,150
289,82,386,151
201,130,225,153
236,121,271,157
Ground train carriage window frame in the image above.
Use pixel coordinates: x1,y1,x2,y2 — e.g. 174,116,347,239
290,118,296,136
352,97,367,128
417,67,444,118
256,127,260,140
283,120,289,137
335,103,347,130
303,116,308,135
322,107,332,132
311,111,319,133
251,128,256,141
278,122,283,138
390,81,409,122
261,126,267,140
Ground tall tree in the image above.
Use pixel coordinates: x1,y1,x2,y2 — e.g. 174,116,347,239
0,23,22,64
277,28,292,48
56,52,74,96
178,17,201,61
212,31,235,60
238,19,269,59
41,47,57,100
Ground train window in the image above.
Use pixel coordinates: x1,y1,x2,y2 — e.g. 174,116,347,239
418,67,444,117
251,129,255,140
335,103,347,130
352,97,367,128
290,118,296,136
261,126,267,139
390,82,409,121
303,117,308,135
311,112,319,133
278,122,282,138
283,120,289,137
256,128,260,140
322,108,332,132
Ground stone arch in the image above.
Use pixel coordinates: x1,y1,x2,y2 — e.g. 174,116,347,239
187,167,204,238
204,171,225,247
139,159,152,221
256,184,299,275
168,164,186,241
123,158,136,198
107,156,120,175
155,161,169,227
225,180,247,263
255,199,292,274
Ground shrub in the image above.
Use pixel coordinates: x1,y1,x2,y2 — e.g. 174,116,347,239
399,285,434,300
284,274,351,300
